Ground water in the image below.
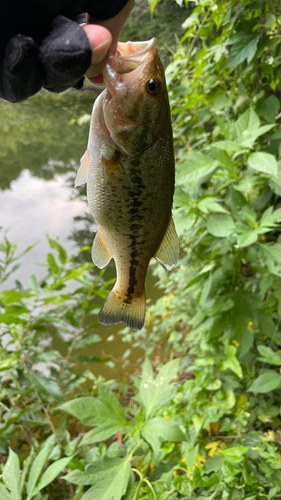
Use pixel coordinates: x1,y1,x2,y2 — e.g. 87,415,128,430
0,86,160,378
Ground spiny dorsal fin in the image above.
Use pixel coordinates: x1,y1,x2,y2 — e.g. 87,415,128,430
75,150,89,187
154,216,180,272
92,229,112,269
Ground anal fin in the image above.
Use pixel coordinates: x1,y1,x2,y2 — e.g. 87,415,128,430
75,150,89,187
92,229,112,269
154,216,180,272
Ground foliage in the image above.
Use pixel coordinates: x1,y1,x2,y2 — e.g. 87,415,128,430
2,0,281,499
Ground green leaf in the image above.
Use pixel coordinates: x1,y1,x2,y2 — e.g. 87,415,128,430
2,448,20,500
184,444,199,469
207,214,235,237
260,206,281,227
230,292,258,357
27,435,56,500
176,153,218,184
29,274,38,295
59,386,129,442
211,140,244,154
47,253,60,273
210,147,235,171
0,353,19,371
75,334,101,347
236,229,259,248
248,371,281,393
257,345,281,366
80,423,128,446
48,237,67,265
27,372,63,401
204,455,224,472
71,355,107,363
231,108,260,138
140,358,179,418
222,345,243,378
0,291,33,304
34,456,73,495
0,484,11,500
260,243,281,276
222,446,248,463
63,458,131,500
257,95,280,123
248,152,278,177
227,34,259,67
20,449,35,496
197,197,228,214
142,417,185,455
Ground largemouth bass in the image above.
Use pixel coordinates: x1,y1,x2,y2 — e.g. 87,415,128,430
76,38,179,330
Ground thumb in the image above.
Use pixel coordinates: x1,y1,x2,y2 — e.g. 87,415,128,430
83,25,112,79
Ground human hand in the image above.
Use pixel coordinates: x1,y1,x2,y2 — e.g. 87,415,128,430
0,0,133,103
84,0,135,85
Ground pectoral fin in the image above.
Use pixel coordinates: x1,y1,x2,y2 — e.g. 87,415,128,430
75,150,89,187
154,216,180,272
92,229,112,269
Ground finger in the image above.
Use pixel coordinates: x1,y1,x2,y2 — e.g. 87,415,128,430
0,35,43,103
85,0,134,85
40,15,92,93
83,24,112,79
87,0,135,55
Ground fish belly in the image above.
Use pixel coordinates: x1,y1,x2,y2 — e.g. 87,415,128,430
86,101,175,329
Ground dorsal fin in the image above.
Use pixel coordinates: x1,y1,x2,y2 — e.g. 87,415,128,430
154,216,179,272
75,150,89,187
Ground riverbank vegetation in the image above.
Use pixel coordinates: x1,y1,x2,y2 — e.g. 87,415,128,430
1,0,281,498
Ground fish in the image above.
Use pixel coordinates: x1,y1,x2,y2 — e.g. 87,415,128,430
75,38,179,331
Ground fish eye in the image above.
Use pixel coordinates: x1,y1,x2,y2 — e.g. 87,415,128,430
145,78,161,96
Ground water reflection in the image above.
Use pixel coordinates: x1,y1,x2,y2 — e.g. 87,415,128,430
0,169,86,287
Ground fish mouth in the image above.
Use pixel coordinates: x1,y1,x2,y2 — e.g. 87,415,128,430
102,38,157,132
114,38,157,72
103,38,157,86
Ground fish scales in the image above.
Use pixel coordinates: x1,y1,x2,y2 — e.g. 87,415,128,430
76,38,179,330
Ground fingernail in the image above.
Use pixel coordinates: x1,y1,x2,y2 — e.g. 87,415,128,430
91,38,111,65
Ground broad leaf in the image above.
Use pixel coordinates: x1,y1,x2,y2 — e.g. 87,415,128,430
248,152,278,177
26,435,56,500
227,34,259,67
207,214,235,237
0,291,33,304
59,386,129,441
0,484,11,500
64,458,131,500
27,372,63,401
140,358,179,418
34,456,73,495
142,417,185,455
257,345,281,366
248,371,281,393
222,346,243,378
2,448,20,500
0,352,19,371
176,153,218,184
222,446,248,463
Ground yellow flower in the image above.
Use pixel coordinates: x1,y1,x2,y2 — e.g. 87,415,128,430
205,441,220,457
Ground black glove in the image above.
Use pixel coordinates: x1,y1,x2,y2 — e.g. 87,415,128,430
0,0,129,103
0,16,91,102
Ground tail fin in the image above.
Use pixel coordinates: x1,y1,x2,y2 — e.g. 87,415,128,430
98,286,146,331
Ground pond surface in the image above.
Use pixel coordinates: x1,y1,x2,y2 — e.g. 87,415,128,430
0,86,161,378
